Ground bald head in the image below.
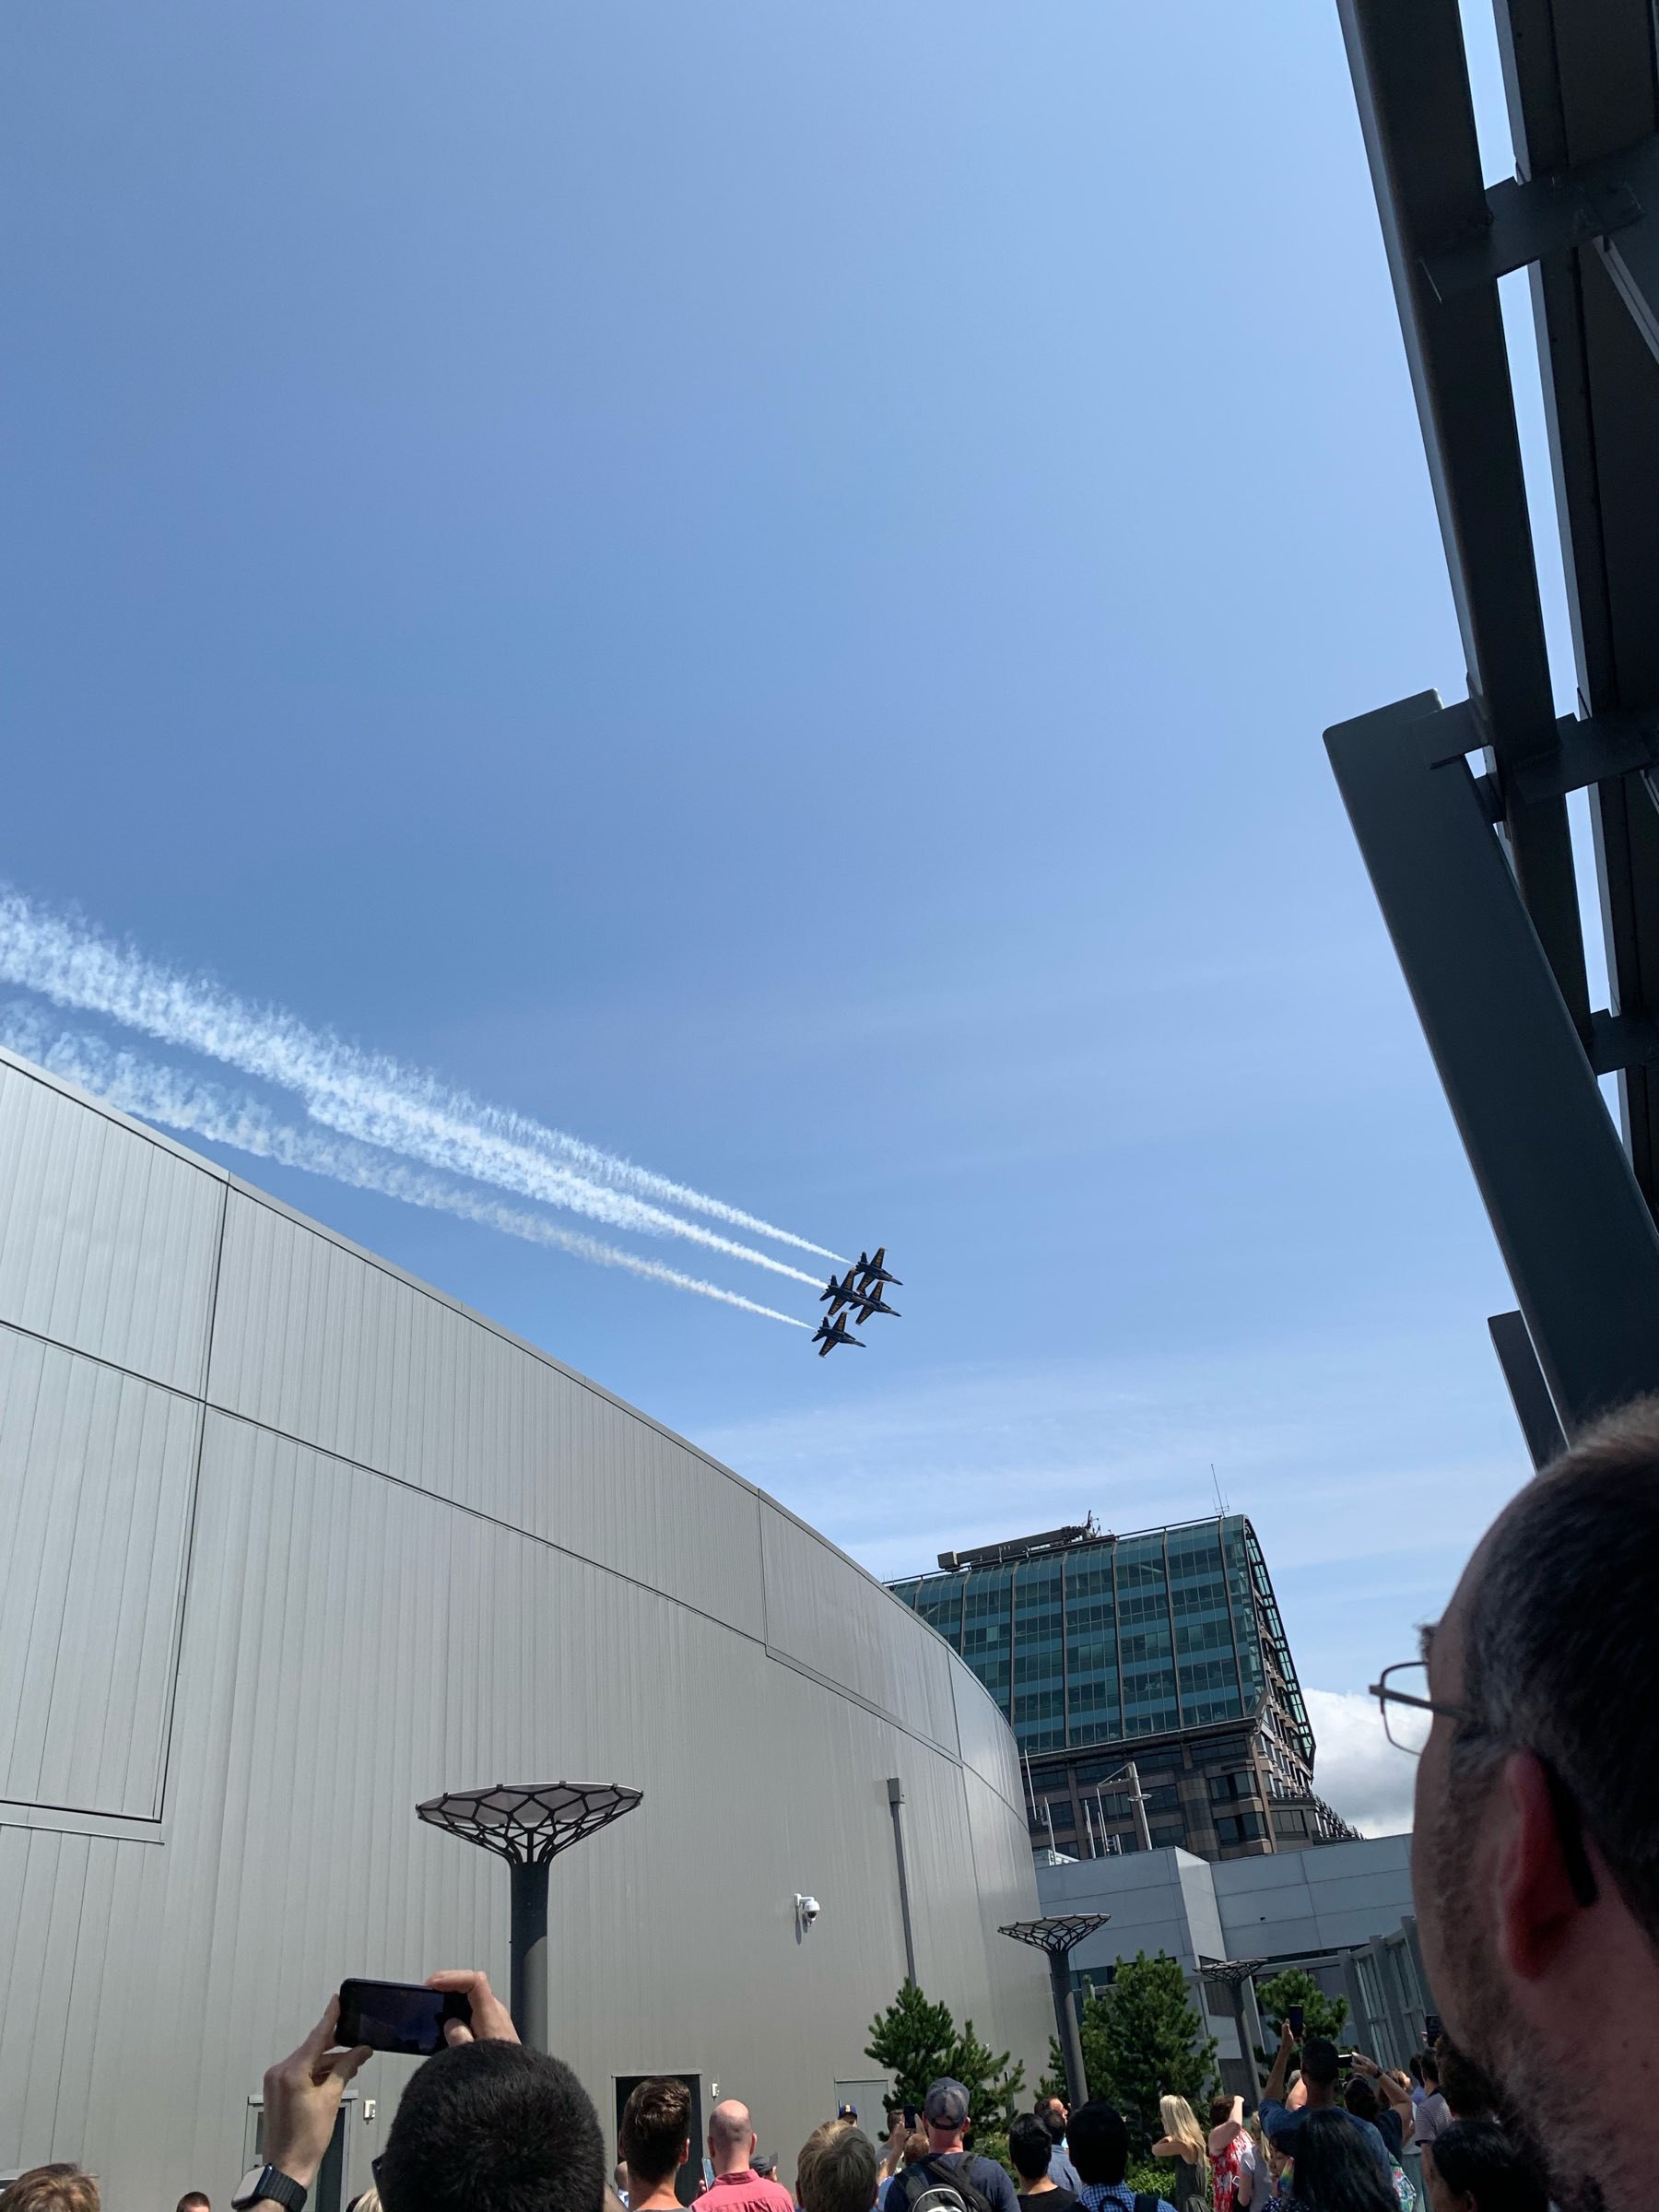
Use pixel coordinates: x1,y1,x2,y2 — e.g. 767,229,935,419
711,2100,757,2175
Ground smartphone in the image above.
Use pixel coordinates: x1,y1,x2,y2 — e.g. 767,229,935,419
1287,2004,1305,2037
1424,2015,1443,2044
336,1977,471,2056
702,2159,716,2189
904,2107,919,2131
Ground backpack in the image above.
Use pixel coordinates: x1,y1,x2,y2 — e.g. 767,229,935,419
903,2156,997,2212
1386,2162,1417,2212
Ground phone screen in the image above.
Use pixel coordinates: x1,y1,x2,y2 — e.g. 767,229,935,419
702,2159,716,2188
1287,2005,1305,2036
1424,2015,1443,2044
336,1978,470,2056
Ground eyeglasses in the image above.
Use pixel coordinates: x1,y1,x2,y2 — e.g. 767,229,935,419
1369,1661,1599,1910
1367,1662,1464,1755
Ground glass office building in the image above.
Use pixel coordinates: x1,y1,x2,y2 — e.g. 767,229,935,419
888,1514,1358,1862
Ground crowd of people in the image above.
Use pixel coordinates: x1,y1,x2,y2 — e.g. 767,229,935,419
1,1382,1651,2212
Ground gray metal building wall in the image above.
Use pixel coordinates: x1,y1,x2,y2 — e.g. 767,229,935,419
0,1049,1050,2205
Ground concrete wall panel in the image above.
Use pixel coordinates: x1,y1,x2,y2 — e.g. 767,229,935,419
208,1191,765,1637
0,1326,201,1818
0,1055,223,1394
759,1500,958,1749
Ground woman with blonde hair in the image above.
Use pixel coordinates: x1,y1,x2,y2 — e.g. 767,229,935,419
1152,2096,1212,2212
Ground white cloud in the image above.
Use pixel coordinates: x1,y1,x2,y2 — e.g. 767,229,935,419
1304,1688,1417,1838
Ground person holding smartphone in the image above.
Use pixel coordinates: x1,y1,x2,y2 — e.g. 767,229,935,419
1259,2024,1391,2175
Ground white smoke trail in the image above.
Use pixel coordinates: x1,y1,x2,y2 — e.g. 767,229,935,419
0,1007,809,1329
0,886,840,1280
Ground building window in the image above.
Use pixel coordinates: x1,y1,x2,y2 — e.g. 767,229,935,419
1208,1770,1257,1803
1150,1823,1185,1849
1215,1810,1267,1845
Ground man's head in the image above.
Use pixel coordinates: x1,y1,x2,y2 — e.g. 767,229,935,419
1067,2104,1129,2188
710,2100,758,2175
1299,2038,1340,2101
178,2197,211,2212
923,2080,971,2154
798,2124,877,2212
1040,2099,1068,2146
1344,2079,1380,2123
1419,2049,1441,2089
1426,2121,1548,2212
620,2078,693,2191
0,2173,99,2212
376,2040,605,2212
1009,2115,1056,2184
1210,2096,1235,2130
1412,1399,1659,2210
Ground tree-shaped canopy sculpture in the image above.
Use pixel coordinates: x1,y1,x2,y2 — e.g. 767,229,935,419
418,1781,642,1865
417,1780,643,2051
999,1914,1112,2108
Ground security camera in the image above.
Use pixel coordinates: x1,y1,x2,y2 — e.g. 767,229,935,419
795,1892,821,1932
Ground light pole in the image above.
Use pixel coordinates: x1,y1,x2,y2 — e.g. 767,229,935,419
418,1781,642,2052
1197,1957,1267,2098
999,1914,1111,2109
1095,1763,1153,1853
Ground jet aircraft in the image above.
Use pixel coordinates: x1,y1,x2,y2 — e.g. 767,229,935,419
853,1246,901,1290
812,1312,865,1357
820,1263,900,1325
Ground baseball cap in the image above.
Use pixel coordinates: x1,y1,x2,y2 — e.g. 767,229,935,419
837,2105,858,2123
924,2080,971,2128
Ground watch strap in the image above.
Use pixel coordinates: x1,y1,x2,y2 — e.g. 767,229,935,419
233,2168,308,2212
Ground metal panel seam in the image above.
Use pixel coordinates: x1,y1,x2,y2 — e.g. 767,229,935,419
200,1401,773,1653
153,1181,229,1818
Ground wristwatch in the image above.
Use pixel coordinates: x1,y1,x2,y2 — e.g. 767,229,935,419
232,2168,308,2212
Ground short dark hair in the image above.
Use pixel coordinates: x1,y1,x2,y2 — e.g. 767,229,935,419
620,2078,693,2188
1300,2038,1339,2089
1418,2048,1441,2086
1456,1397,1659,1943
800,2126,876,2212
1040,2101,1067,2146
1288,2112,1396,2212
1342,2079,1378,2122
1009,2117,1054,2183
1430,2122,1547,2212
178,2197,212,2212
1067,2104,1129,2187
377,2041,605,2212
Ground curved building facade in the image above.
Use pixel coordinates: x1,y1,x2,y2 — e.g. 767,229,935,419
0,1048,1049,2203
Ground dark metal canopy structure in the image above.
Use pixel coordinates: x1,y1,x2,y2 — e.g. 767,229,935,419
999,1914,1110,2110
418,1781,642,2051
1327,0,1659,1451
1197,1956,1268,2098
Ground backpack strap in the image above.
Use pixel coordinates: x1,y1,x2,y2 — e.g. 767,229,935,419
1134,2195,1159,2212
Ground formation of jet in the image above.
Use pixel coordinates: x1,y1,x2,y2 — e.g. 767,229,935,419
812,1312,864,1358
813,1246,902,1353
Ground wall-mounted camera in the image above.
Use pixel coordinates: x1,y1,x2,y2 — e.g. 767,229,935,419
794,1892,821,1937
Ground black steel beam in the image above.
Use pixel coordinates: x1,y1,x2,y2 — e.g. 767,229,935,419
1335,0,1589,1035
1326,691,1659,1431
1488,1311,1569,1468
1494,0,1659,1213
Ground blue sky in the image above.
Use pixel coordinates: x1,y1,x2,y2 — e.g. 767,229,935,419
1,3,1583,1833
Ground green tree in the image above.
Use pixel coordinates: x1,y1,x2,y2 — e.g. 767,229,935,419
1038,1954,1218,2149
1254,1969,1349,2047
865,1983,1027,2171
949,2014,1027,2135
865,1983,959,2111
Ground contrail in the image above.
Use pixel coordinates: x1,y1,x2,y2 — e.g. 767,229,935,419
0,1007,809,1329
0,886,840,1280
